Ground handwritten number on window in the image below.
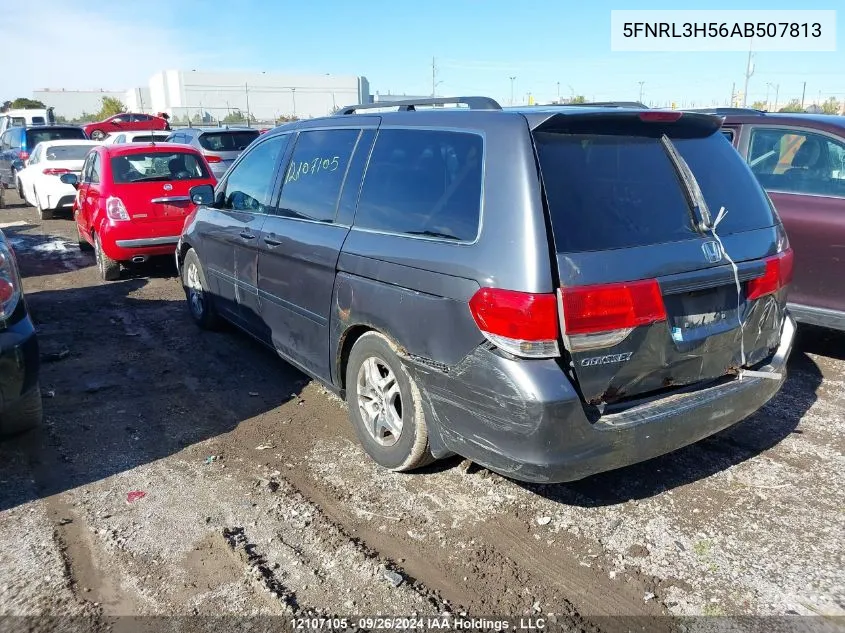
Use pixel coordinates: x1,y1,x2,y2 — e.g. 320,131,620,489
285,156,341,184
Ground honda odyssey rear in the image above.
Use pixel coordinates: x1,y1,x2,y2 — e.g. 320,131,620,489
177,98,794,483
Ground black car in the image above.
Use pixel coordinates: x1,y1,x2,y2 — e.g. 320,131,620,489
176,97,794,483
0,125,88,195
0,230,41,436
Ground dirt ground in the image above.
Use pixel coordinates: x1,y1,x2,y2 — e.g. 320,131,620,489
0,192,843,633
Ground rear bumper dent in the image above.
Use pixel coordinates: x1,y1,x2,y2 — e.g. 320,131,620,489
409,315,796,484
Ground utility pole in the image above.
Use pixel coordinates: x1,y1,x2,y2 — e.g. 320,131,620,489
801,81,806,109
731,82,736,107
557,82,560,103
291,87,297,119
772,84,779,111
638,81,645,103
509,76,516,106
245,83,251,127
742,44,754,107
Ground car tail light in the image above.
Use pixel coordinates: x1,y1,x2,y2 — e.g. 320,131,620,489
747,249,794,301
559,279,666,352
106,196,130,221
43,168,70,176
0,240,22,320
468,288,560,358
639,111,683,122
203,154,222,163
18,150,29,161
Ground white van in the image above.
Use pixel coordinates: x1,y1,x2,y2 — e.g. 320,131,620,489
0,108,56,135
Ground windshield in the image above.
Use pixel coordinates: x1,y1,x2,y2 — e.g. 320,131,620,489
110,152,209,183
199,131,259,152
27,128,86,147
45,145,94,161
534,130,778,253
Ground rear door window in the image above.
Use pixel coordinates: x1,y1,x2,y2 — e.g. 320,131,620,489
747,127,845,198
275,129,359,223
354,128,483,241
534,130,776,253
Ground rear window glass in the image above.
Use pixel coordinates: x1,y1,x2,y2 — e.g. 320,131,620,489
27,128,86,147
535,131,776,253
31,117,45,125
45,145,93,161
130,134,168,142
199,131,259,152
354,129,483,241
110,152,209,184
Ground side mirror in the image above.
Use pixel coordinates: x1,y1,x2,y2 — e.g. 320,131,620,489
190,184,214,206
60,173,79,188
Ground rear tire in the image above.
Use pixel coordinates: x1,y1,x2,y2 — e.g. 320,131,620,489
15,172,23,200
345,332,434,472
90,129,105,141
0,384,43,437
94,233,120,281
182,248,219,329
36,194,52,220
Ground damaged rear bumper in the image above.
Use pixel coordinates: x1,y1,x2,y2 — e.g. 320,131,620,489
406,315,796,484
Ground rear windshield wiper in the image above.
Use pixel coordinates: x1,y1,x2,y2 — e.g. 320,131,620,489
405,230,459,240
661,134,712,232
128,175,172,183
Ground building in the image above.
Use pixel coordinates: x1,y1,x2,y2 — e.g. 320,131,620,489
31,88,126,120
146,70,370,122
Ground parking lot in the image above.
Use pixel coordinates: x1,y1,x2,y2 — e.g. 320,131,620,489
0,190,843,630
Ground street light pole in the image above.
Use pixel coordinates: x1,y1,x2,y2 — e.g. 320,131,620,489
638,81,645,103
291,87,297,119
557,82,560,103
509,76,516,106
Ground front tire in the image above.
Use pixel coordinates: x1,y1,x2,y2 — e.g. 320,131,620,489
94,233,120,281
182,248,219,329
0,384,43,437
346,332,434,472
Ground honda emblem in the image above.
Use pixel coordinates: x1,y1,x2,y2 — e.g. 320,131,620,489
702,240,723,264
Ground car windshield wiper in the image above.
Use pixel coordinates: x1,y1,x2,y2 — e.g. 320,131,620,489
405,230,459,240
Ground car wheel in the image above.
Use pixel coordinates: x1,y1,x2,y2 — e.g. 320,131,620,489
35,193,52,220
181,248,219,329
346,331,434,472
0,383,43,437
76,222,93,252
14,171,24,200
94,233,120,281
90,129,105,141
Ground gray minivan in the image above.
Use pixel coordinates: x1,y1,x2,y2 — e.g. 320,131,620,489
176,97,795,483
165,127,259,179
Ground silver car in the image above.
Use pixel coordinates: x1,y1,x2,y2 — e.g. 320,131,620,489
164,127,260,179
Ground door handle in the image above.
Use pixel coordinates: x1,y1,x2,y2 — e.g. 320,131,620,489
263,235,282,247
239,231,256,240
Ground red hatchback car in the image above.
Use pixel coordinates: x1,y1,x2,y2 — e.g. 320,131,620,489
61,143,216,280
82,113,171,141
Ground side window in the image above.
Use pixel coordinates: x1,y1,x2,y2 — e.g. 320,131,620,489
1,132,10,151
12,129,23,148
90,153,101,184
132,114,150,122
28,146,42,165
721,129,734,142
115,135,126,144
747,128,845,198
80,155,92,182
220,135,289,212
276,129,360,223
112,115,127,124
354,129,484,241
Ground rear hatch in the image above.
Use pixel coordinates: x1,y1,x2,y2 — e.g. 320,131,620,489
109,150,211,223
532,111,792,408
41,144,94,178
198,130,260,171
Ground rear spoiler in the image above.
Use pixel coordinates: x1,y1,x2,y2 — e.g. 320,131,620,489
533,110,724,138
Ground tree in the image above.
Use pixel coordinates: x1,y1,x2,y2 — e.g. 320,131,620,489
222,110,247,124
778,99,804,113
1,101,11,112
821,97,842,115
570,95,587,104
96,96,126,119
751,100,769,111
11,97,46,109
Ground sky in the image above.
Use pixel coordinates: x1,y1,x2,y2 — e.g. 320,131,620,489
2,0,843,109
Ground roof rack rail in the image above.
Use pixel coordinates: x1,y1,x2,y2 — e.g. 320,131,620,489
683,107,766,115
551,101,648,108
336,96,502,115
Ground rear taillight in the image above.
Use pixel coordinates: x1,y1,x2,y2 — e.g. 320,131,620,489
560,279,666,352
18,150,29,161
468,288,559,358
203,154,222,163
0,241,22,320
43,168,69,176
747,249,794,301
106,196,130,221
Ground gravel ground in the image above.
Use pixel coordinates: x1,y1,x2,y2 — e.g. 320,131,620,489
0,193,842,633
